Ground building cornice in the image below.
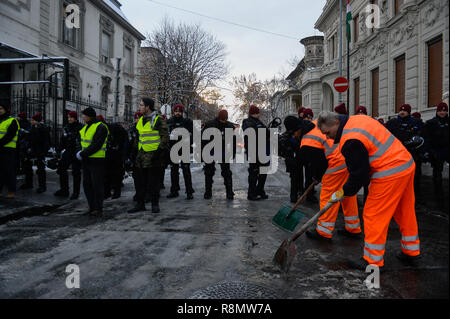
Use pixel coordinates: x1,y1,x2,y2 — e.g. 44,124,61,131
89,0,145,41
315,0,338,31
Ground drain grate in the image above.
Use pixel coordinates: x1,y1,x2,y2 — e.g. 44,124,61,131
189,281,279,299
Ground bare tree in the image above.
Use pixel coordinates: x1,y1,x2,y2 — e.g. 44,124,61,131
231,73,288,123
141,18,229,111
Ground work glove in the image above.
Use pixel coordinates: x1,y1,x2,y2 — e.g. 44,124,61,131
328,189,345,203
76,151,83,161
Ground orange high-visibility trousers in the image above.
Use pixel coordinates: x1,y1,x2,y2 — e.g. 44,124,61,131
316,169,361,238
362,163,420,267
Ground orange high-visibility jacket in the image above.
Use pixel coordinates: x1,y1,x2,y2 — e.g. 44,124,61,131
301,121,346,175
338,115,413,179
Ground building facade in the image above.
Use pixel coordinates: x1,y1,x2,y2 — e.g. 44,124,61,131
289,0,449,121
0,0,145,127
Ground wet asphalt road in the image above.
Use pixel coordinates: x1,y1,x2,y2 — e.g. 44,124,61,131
0,161,448,299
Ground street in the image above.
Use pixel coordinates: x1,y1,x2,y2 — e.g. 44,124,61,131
0,161,448,299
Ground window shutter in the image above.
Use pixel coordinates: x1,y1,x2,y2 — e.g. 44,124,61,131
428,36,443,107
372,68,379,117
395,55,406,113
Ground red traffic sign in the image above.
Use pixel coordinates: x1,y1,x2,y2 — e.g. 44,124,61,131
334,77,349,93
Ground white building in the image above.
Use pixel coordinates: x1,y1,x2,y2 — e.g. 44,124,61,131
290,0,449,121
0,0,145,126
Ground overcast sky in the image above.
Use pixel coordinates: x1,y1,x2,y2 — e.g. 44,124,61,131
120,0,326,106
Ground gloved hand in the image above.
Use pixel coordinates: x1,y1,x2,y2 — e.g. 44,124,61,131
76,151,83,161
328,189,345,203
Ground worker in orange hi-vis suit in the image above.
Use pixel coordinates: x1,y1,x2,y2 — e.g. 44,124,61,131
300,121,361,240
317,111,421,271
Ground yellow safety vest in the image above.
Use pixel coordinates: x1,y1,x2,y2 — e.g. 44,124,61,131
79,122,109,158
0,117,20,149
136,115,161,152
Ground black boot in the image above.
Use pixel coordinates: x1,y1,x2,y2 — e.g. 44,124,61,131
225,178,234,200
166,191,179,198
186,193,194,200
256,173,268,199
204,176,213,199
306,228,331,241
128,203,146,214
70,193,79,200
152,204,160,214
36,187,46,194
54,189,70,197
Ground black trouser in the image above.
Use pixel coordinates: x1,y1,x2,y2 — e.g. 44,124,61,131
248,163,267,197
289,166,301,202
170,162,194,194
0,148,17,193
204,162,233,194
104,157,124,197
135,166,162,206
23,156,46,188
431,154,449,197
57,151,81,195
82,159,105,212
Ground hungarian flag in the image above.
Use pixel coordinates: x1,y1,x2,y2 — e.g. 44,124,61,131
346,0,353,42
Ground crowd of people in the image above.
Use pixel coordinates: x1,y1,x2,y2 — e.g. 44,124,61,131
0,97,449,270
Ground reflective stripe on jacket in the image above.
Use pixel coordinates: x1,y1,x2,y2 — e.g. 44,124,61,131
136,115,161,152
0,117,20,149
339,115,413,179
301,120,346,175
79,122,108,158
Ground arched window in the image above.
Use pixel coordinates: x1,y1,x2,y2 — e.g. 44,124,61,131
102,86,109,107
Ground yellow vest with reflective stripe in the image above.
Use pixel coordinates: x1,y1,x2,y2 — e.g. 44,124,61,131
79,122,109,158
136,115,161,152
0,117,20,149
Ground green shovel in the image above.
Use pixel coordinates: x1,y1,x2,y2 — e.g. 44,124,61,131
271,181,319,232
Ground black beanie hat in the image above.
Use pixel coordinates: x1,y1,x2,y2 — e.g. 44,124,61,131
82,107,96,118
284,116,303,132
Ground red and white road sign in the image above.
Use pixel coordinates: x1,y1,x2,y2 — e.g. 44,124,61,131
333,77,349,93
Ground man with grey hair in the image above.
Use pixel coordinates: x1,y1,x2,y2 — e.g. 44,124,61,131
317,110,421,271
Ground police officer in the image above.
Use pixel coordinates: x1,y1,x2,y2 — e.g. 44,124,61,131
128,98,169,215
0,104,20,199
242,105,269,200
77,107,109,217
21,113,51,193
202,109,236,200
279,116,304,203
422,102,449,201
166,104,195,200
104,119,128,200
54,111,83,199
386,104,423,188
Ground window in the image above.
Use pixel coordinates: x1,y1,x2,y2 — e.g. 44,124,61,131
124,47,133,74
69,76,80,100
395,0,404,15
101,32,111,64
370,0,378,34
428,36,443,107
62,2,79,49
331,35,336,60
102,86,109,107
395,55,406,112
354,77,360,113
124,86,132,121
371,68,379,117
354,15,359,43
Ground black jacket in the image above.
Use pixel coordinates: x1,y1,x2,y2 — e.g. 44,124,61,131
386,115,421,144
0,113,19,148
202,117,237,162
59,121,83,153
79,119,108,160
106,122,128,161
334,115,371,197
30,122,51,157
242,116,269,163
422,115,449,160
167,116,194,146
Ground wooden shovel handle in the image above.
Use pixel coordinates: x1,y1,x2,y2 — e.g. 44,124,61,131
290,201,335,242
289,181,319,213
